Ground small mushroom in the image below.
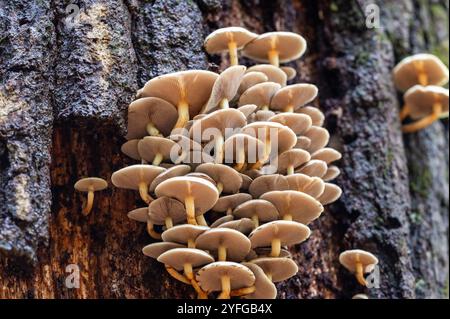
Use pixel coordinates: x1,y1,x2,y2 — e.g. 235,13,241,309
294,136,312,150
322,165,341,182
250,257,298,282
186,172,217,186
239,173,253,192
311,147,342,164
269,113,312,135
303,126,330,153
240,262,277,299
149,164,191,193
296,159,328,178
242,32,307,67
238,82,281,111
339,249,379,286
74,177,108,216
232,199,279,227
169,134,203,164
137,136,177,166
148,196,186,229
270,84,318,113
285,173,325,198
275,149,311,175
121,139,142,162
181,150,215,170
280,66,296,81
196,163,243,194
218,218,255,235
162,224,209,248
237,104,259,119
204,27,258,66
223,133,265,172
238,73,269,95
142,242,185,259
246,64,287,86
212,193,252,215
296,106,325,127
210,215,235,228
317,183,342,205
250,110,276,122
127,207,162,239
249,174,289,198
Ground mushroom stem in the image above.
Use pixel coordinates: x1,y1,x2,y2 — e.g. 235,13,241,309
165,265,191,285
219,98,229,109
218,275,231,299
175,100,190,129
230,286,256,297
414,61,428,86
217,182,224,195
184,263,194,281
82,188,95,216
228,41,238,66
152,153,164,166
146,122,161,136
185,195,198,225
402,102,442,133
270,238,281,257
400,104,410,121
191,278,208,299
218,245,227,261
214,135,225,164
287,165,294,175
266,273,273,281
139,182,153,204
284,105,294,113
196,214,208,226
283,214,293,221
226,207,233,215
146,221,161,240
355,262,367,286
165,217,173,229
268,49,279,67
261,105,269,111
251,215,260,227
264,136,272,159
187,239,195,248
234,149,246,172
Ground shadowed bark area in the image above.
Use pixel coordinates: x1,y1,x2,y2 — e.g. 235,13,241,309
0,0,448,299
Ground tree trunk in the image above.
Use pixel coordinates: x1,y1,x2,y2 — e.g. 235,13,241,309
0,0,448,299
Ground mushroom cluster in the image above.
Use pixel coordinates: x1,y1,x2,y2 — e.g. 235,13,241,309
393,53,449,133
111,27,343,299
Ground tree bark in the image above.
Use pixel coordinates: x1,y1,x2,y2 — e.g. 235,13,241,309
0,0,448,299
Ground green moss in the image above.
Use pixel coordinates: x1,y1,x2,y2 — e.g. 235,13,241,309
330,2,339,12
410,164,432,198
356,51,370,65
430,4,448,20
431,42,449,68
410,210,422,224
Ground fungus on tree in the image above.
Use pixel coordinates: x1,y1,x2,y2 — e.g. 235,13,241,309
74,177,108,216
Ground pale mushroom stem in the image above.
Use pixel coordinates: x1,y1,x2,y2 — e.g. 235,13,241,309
228,41,238,66
218,245,227,261
234,149,246,172
261,105,269,111
287,165,294,175
283,214,293,221
284,105,294,113
219,98,230,109
402,102,442,133
139,182,153,204
184,263,194,280
165,217,174,229
146,221,161,240
82,188,95,216
270,238,281,257
217,182,224,195
399,104,410,121
165,265,191,285
251,215,260,227
266,273,273,281
226,207,233,215
230,286,256,297
152,153,164,166
214,135,225,164
414,61,428,86
196,214,208,226
355,262,367,286
187,239,195,248
184,263,208,298
268,49,280,67
146,122,162,136
175,100,190,129
218,275,231,299
185,196,198,225
191,278,208,299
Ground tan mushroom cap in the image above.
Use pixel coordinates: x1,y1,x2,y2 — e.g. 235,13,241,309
393,53,449,92
181,151,215,169
242,121,297,154
237,104,258,119
323,165,341,182
318,183,342,205
276,149,311,174
296,106,325,127
137,136,177,164
294,136,312,150
218,218,255,235
195,228,251,262
204,65,247,112
238,73,269,95
404,85,449,119
286,174,325,198
242,32,307,64
223,133,266,165
196,261,255,291
269,113,312,135
250,110,276,122
339,249,379,273
233,199,279,222
204,27,258,53
239,173,253,191
158,248,214,271
196,163,243,194
280,66,297,81
149,165,191,192
249,174,289,198
211,215,234,228
111,165,165,190
127,207,149,223
261,190,323,224
296,159,328,178
212,193,252,213
270,84,319,112
250,257,298,282
242,262,277,299
247,64,287,86
238,82,281,110
303,126,330,153
121,140,141,161
311,147,342,164
185,173,217,186
126,97,178,139
74,177,108,192
142,242,185,259
148,197,186,225
249,220,311,248
161,224,209,244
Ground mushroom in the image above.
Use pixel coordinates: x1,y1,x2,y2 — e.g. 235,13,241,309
140,70,218,129
270,84,318,113
232,199,279,227
352,294,369,299
218,218,255,235
195,228,251,262
238,82,281,111
127,207,162,239
296,106,325,127
339,249,379,286
393,53,449,92
400,85,449,133
286,174,325,198
238,73,268,95
303,126,330,153
223,133,265,172
280,66,297,81
111,164,165,204
186,172,217,186
242,32,307,67
294,136,312,150
275,149,311,175
249,220,311,257
311,147,342,165
137,136,177,166
142,242,185,259
317,183,342,205
196,261,255,299
240,262,277,299
148,197,186,229
169,134,203,164
250,257,298,282
196,163,243,194
261,190,323,224
204,27,258,66
126,97,178,139
212,193,252,215
237,104,258,119
181,150,215,170
149,164,191,193
155,176,219,225
322,165,341,182
248,174,289,198
210,215,235,228
162,224,209,248
269,113,312,135
121,139,142,162
296,159,328,178
250,110,276,123
246,64,287,86
239,173,253,192
254,247,291,258
74,177,108,216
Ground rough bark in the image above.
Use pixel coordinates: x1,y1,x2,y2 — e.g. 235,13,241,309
0,0,448,299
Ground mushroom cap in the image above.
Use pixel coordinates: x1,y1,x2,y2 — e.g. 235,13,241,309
303,126,330,153
158,248,214,271
126,97,178,139
296,106,325,127
233,199,279,222
261,190,323,224
242,32,307,64
142,242,185,259
127,207,149,223
242,262,277,299
237,104,259,119
269,113,312,135
352,294,369,299
161,224,210,244
339,249,379,273
294,136,312,150
276,149,311,174
323,165,341,182
121,140,141,161
246,64,287,86
138,136,177,163
311,147,342,164
239,173,253,191
296,159,328,178
195,228,251,262
249,220,311,249
404,85,449,119
204,65,247,113
181,151,215,169
196,163,243,194
250,110,276,122
242,121,297,153
250,257,298,282
210,215,235,228
270,84,318,111
223,133,266,165
254,247,291,258
149,165,191,193
148,197,186,225
393,53,449,92
111,165,165,190
249,174,289,198
196,261,255,291
238,82,281,109
286,174,325,198
212,193,252,212
186,172,217,186
74,177,108,192
280,66,297,81
140,70,219,118
218,218,255,235
317,183,342,205
204,27,258,53
238,73,269,95
155,176,219,215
